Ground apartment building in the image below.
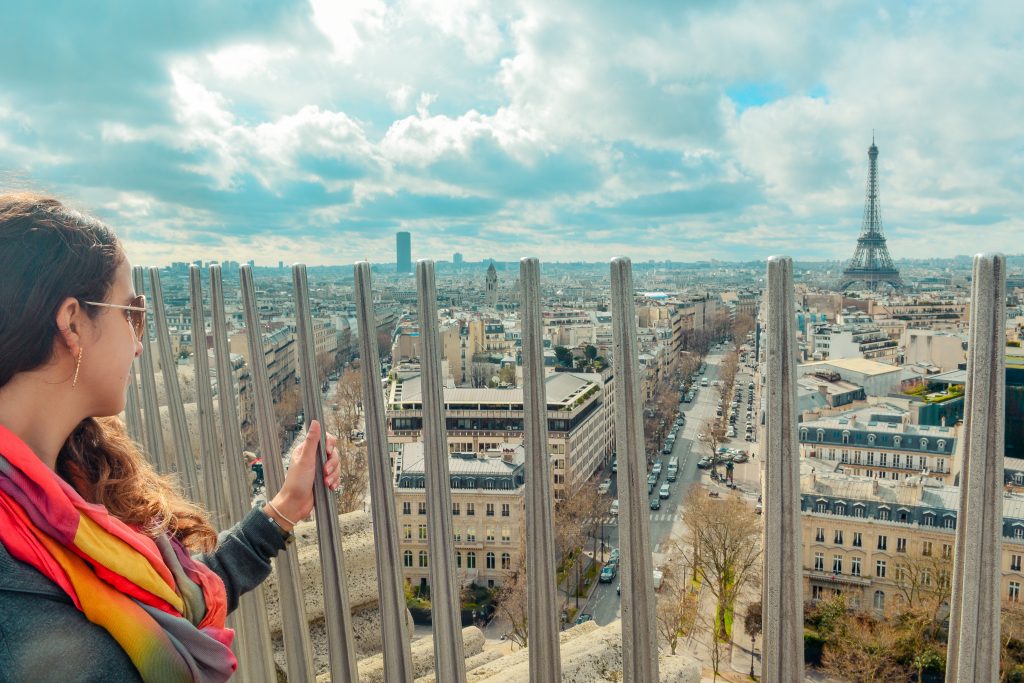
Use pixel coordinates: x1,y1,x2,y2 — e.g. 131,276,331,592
394,443,526,591
229,325,296,401
798,406,957,484
386,370,615,499
808,323,900,364
800,468,1024,611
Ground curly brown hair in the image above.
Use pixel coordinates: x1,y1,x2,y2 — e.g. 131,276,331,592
0,192,216,552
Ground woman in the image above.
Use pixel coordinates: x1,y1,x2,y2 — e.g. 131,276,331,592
0,193,341,682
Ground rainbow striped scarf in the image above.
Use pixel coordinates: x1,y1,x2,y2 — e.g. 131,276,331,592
0,425,236,682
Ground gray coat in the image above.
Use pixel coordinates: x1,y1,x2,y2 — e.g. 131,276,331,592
0,508,287,682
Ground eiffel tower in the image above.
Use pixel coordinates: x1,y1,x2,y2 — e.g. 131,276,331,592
839,136,903,291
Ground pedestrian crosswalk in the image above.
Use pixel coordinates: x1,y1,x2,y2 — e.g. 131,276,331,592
588,512,682,526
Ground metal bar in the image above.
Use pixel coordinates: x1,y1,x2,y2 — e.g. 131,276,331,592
291,263,360,683
354,261,414,682
124,359,144,444
209,265,276,683
133,266,167,473
239,265,316,682
188,266,228,525
415,259,467,683
519,257,562,682
150,267,199,499
608,257,658,683
761,256,804,682
946,253,1006,682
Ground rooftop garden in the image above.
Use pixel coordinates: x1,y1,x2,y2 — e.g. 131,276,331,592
905,382,965,403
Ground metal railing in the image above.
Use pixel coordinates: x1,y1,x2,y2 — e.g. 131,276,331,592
128,253,1006,682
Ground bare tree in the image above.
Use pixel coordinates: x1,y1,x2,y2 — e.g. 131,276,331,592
273,385,302,431
819,611,909,683
470,362,493,388
494,559,529,649
331,366,363,437
325,365,369,513
655,549,699,655
681,490,762,651
698,418,727,472
891,550,953,639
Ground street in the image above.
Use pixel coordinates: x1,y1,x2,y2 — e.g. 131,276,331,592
580,348,763,626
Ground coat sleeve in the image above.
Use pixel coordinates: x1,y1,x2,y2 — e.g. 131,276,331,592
196,507,289,614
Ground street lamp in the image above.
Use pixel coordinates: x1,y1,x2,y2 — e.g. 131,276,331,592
750,634,757,678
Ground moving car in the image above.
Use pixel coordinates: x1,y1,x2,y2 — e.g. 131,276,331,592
650,497,661,510
600,564,617,583
659,483,671,499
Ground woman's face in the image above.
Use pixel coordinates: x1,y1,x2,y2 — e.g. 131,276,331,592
79,259,143,417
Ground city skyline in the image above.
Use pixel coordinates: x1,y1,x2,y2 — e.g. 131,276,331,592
1,2,1021,267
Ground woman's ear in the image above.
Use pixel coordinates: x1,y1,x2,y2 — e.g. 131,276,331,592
55,296,84,355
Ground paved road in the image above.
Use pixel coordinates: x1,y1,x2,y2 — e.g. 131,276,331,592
582,351,729,625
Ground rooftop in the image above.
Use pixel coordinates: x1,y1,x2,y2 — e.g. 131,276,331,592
800,357,901,376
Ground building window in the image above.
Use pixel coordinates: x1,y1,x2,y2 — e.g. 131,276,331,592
943,516,955,529
866,452,874,466
817,430,824,443
467,503,475,516
452,502,460,515
842,431,850,445
868,434,876,445
894,454,902,468
943,544,952,559
835,503,846,516
880,453,888,467
877,535,887,551
418,502,427,515
1016,527,1024,540
455,551,462,568
816,501,827,513
454,528,462,542
501,527,511,542
467,527,476,542
418,524,427,540
403,502,411,515
486,552,496,570
923,513,935,527
853,532,862,548
897,538,907,553
403,524,412,541
486,503,495,517
467,552,476,569
920,437,929,450
832,555,843,574
800,428,808,441
419,550,428,568
1013,554,1022,572
874,590,885,610
853,506,864,518
816,527,825,543
501,552,511,570
876,560,887,578
812,585,824,601
851,557,861,576
834,530,844,545
814,552,824,571
1012,582,1021,603
486,528,495,542
894,436,902,448
922,541,932,557
878,508,890,521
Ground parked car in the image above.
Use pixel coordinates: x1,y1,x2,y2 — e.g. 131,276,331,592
597,478,612,495
609,548,620,564
575,613,594,624
599,564,617,583
610,499,619,516
697,457,711,469
652,462,663,476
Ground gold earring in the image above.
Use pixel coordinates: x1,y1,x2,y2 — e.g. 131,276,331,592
72,348,83,389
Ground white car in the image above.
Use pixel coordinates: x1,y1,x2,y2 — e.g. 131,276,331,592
610,499,620,516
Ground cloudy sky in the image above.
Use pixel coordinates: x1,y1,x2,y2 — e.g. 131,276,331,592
1,1,1021,266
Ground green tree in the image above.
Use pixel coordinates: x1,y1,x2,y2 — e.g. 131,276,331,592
553,346,574,368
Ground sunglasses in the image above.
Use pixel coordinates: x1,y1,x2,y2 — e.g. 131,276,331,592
82,295,148,341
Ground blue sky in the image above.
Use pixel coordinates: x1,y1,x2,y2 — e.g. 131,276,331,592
1,0,1021,266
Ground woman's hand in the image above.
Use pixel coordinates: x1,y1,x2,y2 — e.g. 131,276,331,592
266,420,341,532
